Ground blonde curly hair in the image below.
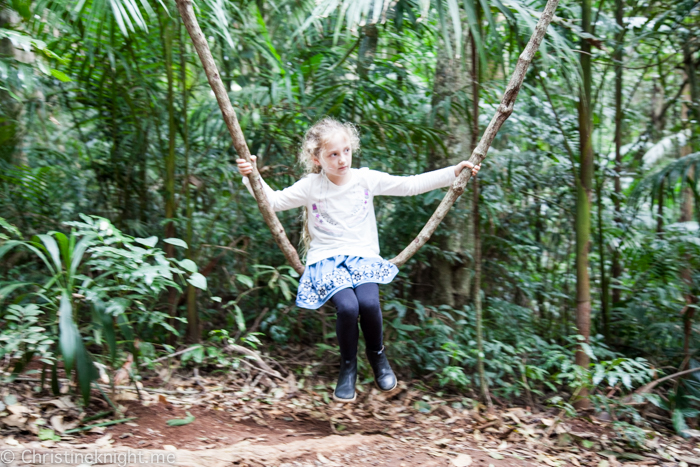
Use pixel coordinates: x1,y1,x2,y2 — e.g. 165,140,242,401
299,117,360,175
299,117,361,257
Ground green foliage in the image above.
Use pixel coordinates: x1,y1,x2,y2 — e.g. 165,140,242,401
0,303,55,372
611,422,647,449
591,358,655,390
0,215,203,402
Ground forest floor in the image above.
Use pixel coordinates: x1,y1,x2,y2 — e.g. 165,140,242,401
1,360,699,467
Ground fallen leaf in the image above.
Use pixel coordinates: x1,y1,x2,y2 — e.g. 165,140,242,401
555,423,570,434
166,411,195,427
1,413,28,428
451,454,472,466
114,391,139,401
317,453,330,464
4,437,19,446
7,405,30,416
50,415,65,433
94,434,112,447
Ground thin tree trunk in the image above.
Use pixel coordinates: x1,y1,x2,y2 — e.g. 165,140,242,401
680,54,696,358
535,195,547,333
160,10,179,343
0,9,20,164
180,23,199,344
427,23,471,308
596,171,609,340
611,0,624,309
685,42,700,152
656,180,664,235
471,23,492,413
574,0,594,410
357,23,378,81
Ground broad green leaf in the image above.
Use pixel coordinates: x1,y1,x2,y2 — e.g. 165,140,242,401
163,238,188,249
236,274,254,289
136,236,158,248
178,259,198,273
52,232,69,270
0,282,32,302
36,234,62,273
187,272,207,290
70,234,96,278
233,304,246,332
279,279,291,301
58,293,78,372
94,300,116,363
673,409,690,437
0,217,20,237
50,69,71,82
0,240,21,260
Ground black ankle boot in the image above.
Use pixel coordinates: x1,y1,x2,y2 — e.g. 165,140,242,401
366,346,397,392
333,356,357,402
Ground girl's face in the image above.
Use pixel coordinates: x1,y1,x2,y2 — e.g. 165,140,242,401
314,131,353,184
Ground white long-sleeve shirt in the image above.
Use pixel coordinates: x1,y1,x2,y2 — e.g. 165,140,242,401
243,166,457,266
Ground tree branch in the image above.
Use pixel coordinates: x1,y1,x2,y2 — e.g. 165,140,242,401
176,0,305,274
389,0,561,267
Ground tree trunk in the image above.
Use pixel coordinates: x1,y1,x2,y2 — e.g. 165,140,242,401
656,180,664,235
470,22,493,412
680,53,696,358
611,0,624,309
685,42,700,152
357,23,378,81
179,23,199,344
0,9,20,165
574,0,593,410
535,196,548,335
427,23,472,308
596,172,609,340
160,9,179,343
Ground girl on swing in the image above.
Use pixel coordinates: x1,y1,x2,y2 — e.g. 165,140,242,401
237,117,480,402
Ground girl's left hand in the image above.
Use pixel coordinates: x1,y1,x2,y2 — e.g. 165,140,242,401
455,161,481,177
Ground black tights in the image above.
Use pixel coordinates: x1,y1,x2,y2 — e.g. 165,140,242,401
330,283,383,360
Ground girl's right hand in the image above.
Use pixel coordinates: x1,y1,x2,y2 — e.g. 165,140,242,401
236,155,257,177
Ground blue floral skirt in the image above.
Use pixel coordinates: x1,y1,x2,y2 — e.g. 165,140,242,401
296,255,399,309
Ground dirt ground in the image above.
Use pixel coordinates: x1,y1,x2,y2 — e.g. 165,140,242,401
74,399,533,466
2,363,698,467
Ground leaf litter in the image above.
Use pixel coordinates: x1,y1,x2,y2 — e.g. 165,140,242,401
2,355,700,466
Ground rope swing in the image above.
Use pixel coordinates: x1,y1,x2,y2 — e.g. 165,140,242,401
175,0,561,275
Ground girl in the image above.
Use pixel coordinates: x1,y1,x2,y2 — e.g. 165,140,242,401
237,117,480,402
